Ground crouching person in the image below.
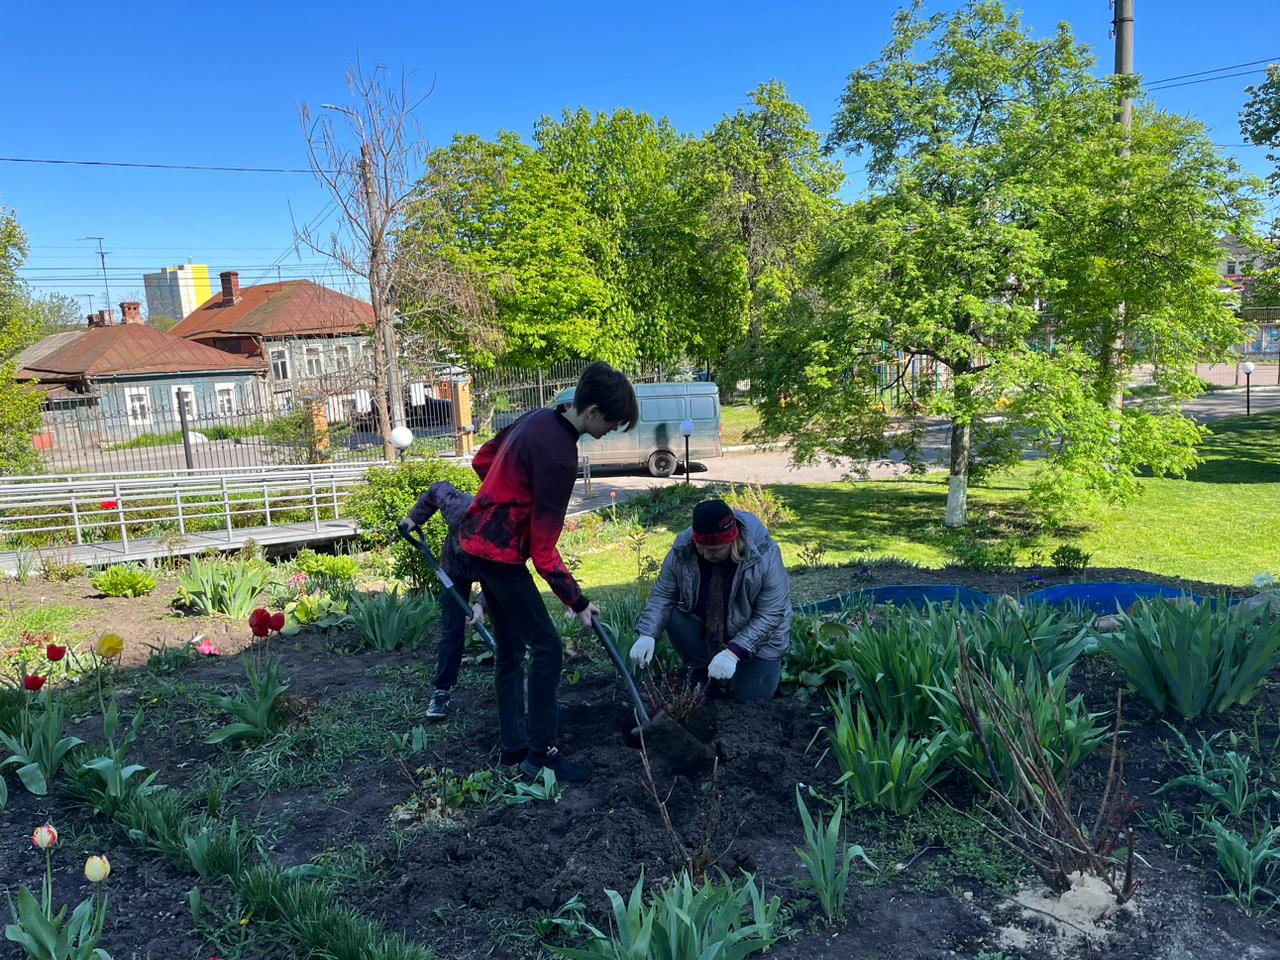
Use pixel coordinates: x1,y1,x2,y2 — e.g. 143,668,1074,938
629,499,791,700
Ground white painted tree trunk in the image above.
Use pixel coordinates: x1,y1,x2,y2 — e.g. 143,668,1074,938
945,417,971,528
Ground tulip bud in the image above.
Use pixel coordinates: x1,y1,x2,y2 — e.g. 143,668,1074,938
96,633,125,659
268,611,285,632
32,824,58,849
23,675,47,692
84,855,111,883
46,644,67,662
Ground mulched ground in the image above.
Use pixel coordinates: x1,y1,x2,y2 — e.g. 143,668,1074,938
2,564,1278,958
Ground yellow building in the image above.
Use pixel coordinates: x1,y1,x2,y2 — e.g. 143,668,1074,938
143,264,212,323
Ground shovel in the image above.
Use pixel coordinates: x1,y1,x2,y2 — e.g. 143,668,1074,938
396,519,496,654
590,615,715,773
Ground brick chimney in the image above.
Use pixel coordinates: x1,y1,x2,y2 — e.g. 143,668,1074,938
220,271,241,305
87,309,114,328
120,301,143,324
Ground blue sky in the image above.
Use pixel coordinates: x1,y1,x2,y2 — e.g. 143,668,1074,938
3,0,1276,312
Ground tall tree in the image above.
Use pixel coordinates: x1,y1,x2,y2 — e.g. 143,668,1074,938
0,207,48,476
697,81,844,372
1241,64,1280,192
786,1,1098,527
403,132,627,367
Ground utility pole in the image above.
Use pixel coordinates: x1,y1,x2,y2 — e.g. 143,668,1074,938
358,140,408,446
84,237,111,320
1106,0,1134,414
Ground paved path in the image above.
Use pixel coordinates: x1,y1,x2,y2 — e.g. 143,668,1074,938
566,389,1280,514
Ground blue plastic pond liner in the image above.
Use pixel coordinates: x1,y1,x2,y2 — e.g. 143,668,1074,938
797,580,1212,616
796,584,995,614
1022,581,1205,614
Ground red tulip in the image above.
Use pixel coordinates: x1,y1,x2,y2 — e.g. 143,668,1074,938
24,675,46,692
100,500,118,510
251,624,269,638
248,608,270,629
46,644,67,662
268,612,285,632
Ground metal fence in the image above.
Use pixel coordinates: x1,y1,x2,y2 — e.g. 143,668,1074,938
0,463,376,555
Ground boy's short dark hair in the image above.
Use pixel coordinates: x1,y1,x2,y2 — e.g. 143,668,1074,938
573,361,639,432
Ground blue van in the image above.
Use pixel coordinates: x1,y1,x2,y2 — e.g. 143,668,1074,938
551,382,724,477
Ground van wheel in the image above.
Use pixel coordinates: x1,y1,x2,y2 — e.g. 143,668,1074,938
648,450,678,478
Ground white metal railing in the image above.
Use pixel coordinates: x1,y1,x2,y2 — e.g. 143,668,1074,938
0,463,382,553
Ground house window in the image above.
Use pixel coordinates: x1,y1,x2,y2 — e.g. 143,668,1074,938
304,345,324,378
125,387,151,426
270,348,290,381
214,383,237,416
1225,261,1238,276
334,344,352,371
170,385,196,422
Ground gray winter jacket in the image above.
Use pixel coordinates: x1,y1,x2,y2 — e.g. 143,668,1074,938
635,510,791,661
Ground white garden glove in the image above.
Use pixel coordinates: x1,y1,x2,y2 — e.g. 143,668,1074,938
708,649,739,680
629,635,656,667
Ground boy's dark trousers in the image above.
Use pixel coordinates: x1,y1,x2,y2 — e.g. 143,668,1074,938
471,556,562,755
433,580,472,692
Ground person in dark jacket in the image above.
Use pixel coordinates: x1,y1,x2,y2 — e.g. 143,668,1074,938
629,500,791,701
407,481,486,721
460,361,638,784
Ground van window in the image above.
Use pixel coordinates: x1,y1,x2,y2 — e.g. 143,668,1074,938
641,398,684,422
689,396,716,420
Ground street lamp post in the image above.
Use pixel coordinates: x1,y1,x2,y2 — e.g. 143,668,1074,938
679,419,694,484
1243,361,1256,416
390,426,414,457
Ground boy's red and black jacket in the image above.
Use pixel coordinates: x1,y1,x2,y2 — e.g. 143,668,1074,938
458,408,588,612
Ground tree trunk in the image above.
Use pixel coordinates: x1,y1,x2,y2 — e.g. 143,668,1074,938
945,415,971,528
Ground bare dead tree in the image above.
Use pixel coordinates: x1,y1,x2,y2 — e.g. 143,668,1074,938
300,60,492,461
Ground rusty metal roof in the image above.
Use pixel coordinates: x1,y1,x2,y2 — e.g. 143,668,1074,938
171,279,374,342
15,324,263,380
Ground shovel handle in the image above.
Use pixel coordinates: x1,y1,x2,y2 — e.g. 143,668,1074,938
591,615,651,726
396,520,497,654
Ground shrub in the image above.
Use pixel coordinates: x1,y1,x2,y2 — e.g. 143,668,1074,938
343,457,480,586
42,560,86,582
293,548,360,583
928,661,1108,791
347,588,440,651
946,535,1019,572
827,688,953,814
92,564,158,598
1050,543,1092,574
722,482,795,530
1099,598,1280,719
176,557,271,618
555,869,781,960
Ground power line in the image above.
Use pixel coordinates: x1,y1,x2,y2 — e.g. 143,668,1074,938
1147,68,1273,92
1146,56,1278,87
0,156,334,174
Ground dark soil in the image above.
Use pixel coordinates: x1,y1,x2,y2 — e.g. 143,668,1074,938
2,564,1279,959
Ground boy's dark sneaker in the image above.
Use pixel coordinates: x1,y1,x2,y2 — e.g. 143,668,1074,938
425,690,450,720
500,745,528,766
520,746,591,784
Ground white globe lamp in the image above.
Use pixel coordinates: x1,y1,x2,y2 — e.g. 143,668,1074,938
390,426,414,451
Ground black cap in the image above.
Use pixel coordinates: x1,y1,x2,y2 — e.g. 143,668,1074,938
692,499,738,545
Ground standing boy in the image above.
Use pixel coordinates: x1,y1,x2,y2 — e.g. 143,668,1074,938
459,361,638,784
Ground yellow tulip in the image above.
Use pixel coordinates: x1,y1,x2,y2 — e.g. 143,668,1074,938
96,633,124,659
31,824,58,850
84,855,111,883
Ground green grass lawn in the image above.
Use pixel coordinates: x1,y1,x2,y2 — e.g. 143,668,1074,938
572,411,1280,598
719,402,762,446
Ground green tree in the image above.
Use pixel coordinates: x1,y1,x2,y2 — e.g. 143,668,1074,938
1241,64,1280,192
534,107,718,364
0,206,46,475
764,1,1097,527
696,81,844,372
401,132,627,367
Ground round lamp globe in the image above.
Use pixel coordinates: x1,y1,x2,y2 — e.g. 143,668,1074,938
390,426,414,450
